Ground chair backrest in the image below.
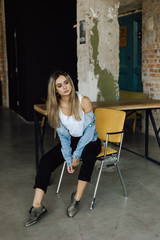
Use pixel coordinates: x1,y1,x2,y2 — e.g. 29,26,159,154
95,108,126,143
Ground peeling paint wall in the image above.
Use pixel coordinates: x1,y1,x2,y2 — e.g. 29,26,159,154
77,0,120,101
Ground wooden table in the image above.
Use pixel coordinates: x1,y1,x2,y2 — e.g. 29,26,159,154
92,98,160,111
34,99,160,170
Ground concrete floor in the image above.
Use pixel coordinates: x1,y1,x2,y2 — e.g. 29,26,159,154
0,106,160,240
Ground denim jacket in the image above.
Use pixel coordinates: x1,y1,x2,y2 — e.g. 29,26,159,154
56,110,98,166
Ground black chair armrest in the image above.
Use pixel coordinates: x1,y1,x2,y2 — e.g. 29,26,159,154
106,130,124,135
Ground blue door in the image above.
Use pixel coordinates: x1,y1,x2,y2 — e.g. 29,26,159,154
119,12,142,92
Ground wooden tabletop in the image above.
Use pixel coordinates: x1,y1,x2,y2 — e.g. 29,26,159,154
34,104,47,115
34,98,160,115
92,99,160,111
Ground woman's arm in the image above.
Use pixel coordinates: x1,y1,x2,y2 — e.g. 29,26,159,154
72,97,98,163
56,128,72,166
71,97,94,171
81,96,93,113
57,124,76,174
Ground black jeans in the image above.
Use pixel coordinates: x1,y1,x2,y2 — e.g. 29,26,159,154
34,137,101,193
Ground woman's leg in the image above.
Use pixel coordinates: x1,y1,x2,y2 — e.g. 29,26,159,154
74,180,87,201
67,138,101,217
76,138,101,195
32,188,45,208
34,143,64,194
26,143,64,227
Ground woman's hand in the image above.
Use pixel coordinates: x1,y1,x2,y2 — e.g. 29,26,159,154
67,157,80,174
72,157,80,167
67,165,75,174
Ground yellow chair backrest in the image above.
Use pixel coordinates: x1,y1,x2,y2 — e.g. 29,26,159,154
95,108,126,143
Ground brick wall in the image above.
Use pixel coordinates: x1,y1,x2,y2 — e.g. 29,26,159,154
142,0,160,135
0,0,8,107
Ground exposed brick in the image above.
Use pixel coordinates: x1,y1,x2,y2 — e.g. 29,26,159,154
149,73,156,77
145,83,154,87
148,64,156,68
142,0,160,136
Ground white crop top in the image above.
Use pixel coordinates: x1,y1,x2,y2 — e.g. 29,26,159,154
59,93,85,137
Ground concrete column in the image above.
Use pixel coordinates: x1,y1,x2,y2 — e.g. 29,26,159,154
77,0,120,101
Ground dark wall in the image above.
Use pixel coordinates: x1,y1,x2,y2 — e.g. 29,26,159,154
0,81,2,106
5,0,77,121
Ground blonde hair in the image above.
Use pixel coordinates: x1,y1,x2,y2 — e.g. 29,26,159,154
47,70,81,128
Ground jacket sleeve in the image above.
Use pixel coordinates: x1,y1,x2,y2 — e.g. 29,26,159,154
56,128,72,166
72,111,98,160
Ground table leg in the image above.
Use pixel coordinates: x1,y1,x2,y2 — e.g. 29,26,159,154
34,110,40,171
123,108,160,165
34,110,45,171
145,109,160,165
145,110,149,158
41,116,47,146
148,110,160,147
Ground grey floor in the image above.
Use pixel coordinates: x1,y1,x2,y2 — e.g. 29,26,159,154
0,106,160,240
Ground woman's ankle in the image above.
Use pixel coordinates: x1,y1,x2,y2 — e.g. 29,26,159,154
74,192,81,202
32,203,42,208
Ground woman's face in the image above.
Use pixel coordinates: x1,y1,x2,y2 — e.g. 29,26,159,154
55,75,72,97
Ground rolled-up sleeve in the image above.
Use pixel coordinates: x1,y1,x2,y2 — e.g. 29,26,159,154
56,128,72,166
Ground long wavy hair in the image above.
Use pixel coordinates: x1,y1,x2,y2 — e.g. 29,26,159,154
47,70,81,128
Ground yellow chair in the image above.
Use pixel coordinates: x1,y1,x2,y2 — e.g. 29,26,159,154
90,108,127,210
56,108,127,210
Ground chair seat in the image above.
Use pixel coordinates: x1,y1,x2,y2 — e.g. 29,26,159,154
97,146,117,158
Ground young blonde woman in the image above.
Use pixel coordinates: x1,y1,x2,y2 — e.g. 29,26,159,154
26,70,101,227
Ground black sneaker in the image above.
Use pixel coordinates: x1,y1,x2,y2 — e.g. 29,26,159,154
25,205,47,227
67,192,80,218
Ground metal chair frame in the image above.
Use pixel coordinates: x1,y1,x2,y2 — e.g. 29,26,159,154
90,130,127,210
56,108,127,210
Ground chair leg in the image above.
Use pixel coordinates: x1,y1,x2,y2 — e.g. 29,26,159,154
56,161,66,194
90,160,104,210
116,163,127,198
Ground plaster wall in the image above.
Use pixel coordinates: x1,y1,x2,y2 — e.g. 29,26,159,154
77,0,120,101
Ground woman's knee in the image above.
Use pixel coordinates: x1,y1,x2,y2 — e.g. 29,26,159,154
38,158,50,173
82,140,101,157
82,154,97,165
